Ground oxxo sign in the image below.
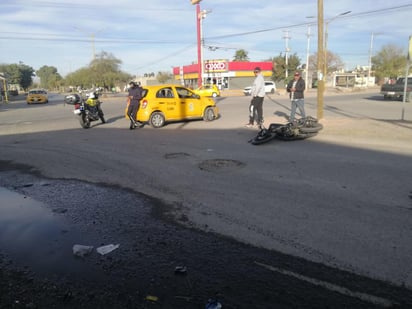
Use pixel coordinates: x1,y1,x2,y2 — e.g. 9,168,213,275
204,60,228,72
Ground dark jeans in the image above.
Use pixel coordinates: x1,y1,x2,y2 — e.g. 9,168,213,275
249,96,264,125
127,102,140,123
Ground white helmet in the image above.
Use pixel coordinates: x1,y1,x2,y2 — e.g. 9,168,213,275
88,92,96,99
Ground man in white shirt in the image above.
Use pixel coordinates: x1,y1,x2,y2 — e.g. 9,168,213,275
245,67,266,128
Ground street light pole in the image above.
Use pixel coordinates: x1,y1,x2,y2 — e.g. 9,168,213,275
283,30,291,80
368,32,382,87
317,0,325,119
305,25,311,87
305,16,315,88
199,9,211,87
323,11,351,83
191,0,203,87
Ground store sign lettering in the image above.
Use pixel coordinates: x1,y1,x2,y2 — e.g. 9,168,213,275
204,61,228,72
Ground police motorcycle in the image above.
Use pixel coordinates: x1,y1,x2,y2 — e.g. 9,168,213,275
64,91,105,129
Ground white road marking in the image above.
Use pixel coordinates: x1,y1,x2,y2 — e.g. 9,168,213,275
254,261,395,308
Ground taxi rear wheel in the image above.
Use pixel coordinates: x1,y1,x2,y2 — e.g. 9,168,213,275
150,112,165,128
203,107,215,121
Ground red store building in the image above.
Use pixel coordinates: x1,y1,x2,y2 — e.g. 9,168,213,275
172,59,274,90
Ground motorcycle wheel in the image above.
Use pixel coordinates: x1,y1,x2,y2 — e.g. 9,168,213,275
79,114,91,129
250,130,275,145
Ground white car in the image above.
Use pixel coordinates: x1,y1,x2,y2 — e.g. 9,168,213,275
243,81,277,96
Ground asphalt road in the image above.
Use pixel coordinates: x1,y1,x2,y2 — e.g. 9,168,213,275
1,89,412,307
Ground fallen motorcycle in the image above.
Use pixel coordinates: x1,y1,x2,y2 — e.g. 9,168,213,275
249,116,323,145
64,92,105,129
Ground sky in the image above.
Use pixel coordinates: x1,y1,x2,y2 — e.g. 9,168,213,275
1,0,412,78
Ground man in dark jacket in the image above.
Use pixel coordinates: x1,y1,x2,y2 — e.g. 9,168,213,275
127,81,143,129
286,72,306,122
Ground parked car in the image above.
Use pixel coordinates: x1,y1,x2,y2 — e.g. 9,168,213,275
193,84,220,97
125,84,219,128
243,81,277,96
26,89,48,104
380,77,412,102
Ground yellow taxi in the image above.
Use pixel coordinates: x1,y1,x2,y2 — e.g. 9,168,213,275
125,84,219,128
26,89,48,104
193,84,220,97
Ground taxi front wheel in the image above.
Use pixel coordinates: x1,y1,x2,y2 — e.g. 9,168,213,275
203,107,215,121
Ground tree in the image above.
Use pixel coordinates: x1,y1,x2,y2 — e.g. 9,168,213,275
64,51,132,90
372,44,407,82
308,51,344,74
0,62,35,90
272,53,301,83
156,71,173,84
233,49,249,62
36,65,62,90
17,63,34,90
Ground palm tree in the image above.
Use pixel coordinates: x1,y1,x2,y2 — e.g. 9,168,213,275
233,49,249,62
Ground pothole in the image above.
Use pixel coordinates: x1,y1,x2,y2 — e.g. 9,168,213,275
198,159,246,172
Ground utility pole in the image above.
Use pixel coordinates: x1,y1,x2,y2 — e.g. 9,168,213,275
283,30,291,80
305,25,311,87
73,27,104,61
317,0,324,119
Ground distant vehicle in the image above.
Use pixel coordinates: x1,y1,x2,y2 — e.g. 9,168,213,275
125,84,219,128
193,84,220,97
380,77,412,102
243,81,277,96
26,89,48,104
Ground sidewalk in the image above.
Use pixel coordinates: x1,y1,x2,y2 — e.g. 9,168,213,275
220,86,381,98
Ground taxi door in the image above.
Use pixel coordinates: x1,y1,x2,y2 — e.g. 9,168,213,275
156,87,179,120
175,86,202,118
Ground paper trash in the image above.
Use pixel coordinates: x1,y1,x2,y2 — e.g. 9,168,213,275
96,244,120,255
73,244,94,257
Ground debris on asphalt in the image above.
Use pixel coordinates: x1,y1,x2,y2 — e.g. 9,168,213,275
145,295,159,302
205,298,222,309
96,244,119,255
174,265,187,274
72,244,94,257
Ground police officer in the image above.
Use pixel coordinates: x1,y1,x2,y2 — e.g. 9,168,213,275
127,81,142,129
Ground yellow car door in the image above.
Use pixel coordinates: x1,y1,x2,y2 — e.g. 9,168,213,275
156,87,180,120
175,86,203,118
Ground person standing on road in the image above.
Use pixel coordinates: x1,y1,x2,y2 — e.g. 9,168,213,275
127,81,143,130
287,72,306,122
245,67,265,128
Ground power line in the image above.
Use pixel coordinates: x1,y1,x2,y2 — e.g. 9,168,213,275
206,4,412,40
1,4,410,45
0,35,191,45
3,0,191,11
